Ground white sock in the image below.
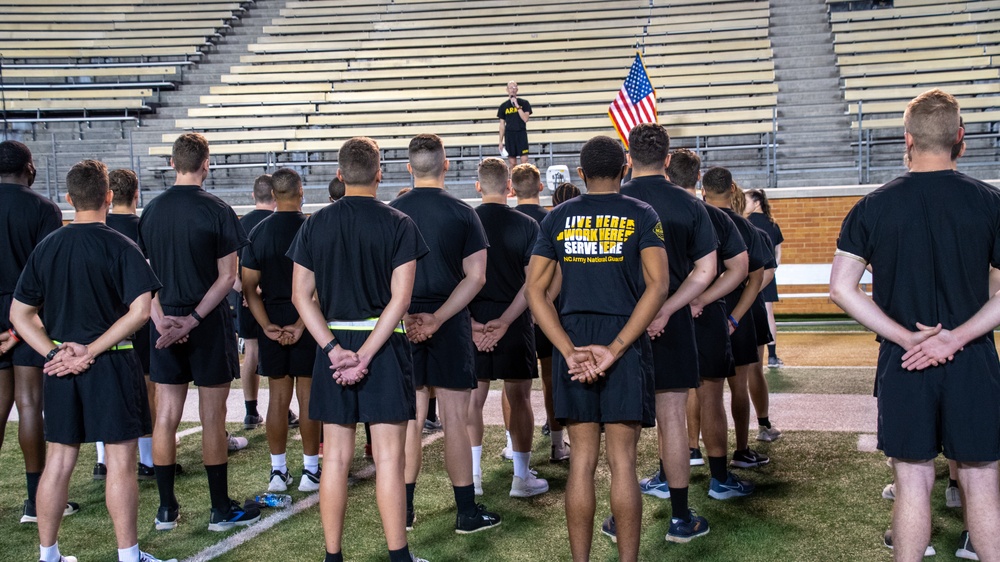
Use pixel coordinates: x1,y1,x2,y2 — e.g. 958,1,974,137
471,445,483,477
551,429,565,448
118,544,140,562
303,454,319,474
271,453,287,474
138,437,153,467
512,451,530,479
505,431,513,451
40,542,60,562
96,442,105,464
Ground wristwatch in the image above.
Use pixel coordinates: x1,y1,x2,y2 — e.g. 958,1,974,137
45,348,59,362
322,338,336,355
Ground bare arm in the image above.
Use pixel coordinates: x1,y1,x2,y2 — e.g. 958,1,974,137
155,251,238,348
498,120,506,151
692,251,749,311
242,267,284,343
291,264,359,373
525,255,583,362
648,251,716,337
407,249,487,341
730,267,763,326
9,300,56,360
774,243,782,267
760,266,775,292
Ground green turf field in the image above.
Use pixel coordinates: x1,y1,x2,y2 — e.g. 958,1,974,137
0,420,969,561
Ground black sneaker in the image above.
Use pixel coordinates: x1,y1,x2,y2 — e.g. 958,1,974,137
21,499,80,524
455,503,501,534
208,499,261,532
93,462,107,481
730,448,770,468
600,515,617,543
883,528,936,557
689,448,705,466
541,422,551,437
406,506,416,532
287,410,299,429
665,509,710,543
139,463,184,481
154,504,179,531
243,414,263,430
956,530,978,560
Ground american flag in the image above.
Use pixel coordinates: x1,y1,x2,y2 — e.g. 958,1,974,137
608,53,657,149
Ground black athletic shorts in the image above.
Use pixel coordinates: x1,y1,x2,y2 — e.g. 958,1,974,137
761,277,779,303
534,324,553,359
470,302,537,381
310,331,415,425
44,350,152,444
693,301,736,379
876,338,1000,462
150,302,240,387
651,305,701,391
237,301,260,339
752,298,772,347
552,313,655,426
504,129,530,158
727,304,759,367
134,322,151,374
409,302,477,390
259,302,315,378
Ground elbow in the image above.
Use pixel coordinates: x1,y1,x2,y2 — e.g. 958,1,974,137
829,284,846,307
218,270,237,290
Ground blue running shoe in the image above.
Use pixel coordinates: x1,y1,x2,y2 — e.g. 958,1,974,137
708,472,755,500
639,470,670,499
666,509,710,543
600,515,617,543
208,499,260,532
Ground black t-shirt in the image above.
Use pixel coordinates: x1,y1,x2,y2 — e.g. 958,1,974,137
514,203,548,225
703,202,746,280
622,176,717,294
288,196,428,320
497,98,533,132
473,203,540,305
533,193,665,316
389,188,489,304
240,209,272,238
838,170,1000,331
242,211,307,306
721,207,767,273
138,185,248,308
106,213,140,245
756,227,776,270
748,212,783,247
14,223,161,344
0,183,62,295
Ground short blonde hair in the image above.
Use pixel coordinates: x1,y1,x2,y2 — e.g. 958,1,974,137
510,163,540,198
904,89,961,154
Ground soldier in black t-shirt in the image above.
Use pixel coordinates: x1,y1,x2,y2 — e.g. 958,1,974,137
512,163,571,461
10,160,169,562
745,222,781,444
0,140,74,526
671,151,753,502
241,168,321,495
467,158,547,499
832,89,1000,560
138,133,260,532
497,81,533,167
388,134,502,534
236,175,276,430
745,188,785,367
615,124,717,542
702,168,770,470
288,137,429,562
527,136,669,562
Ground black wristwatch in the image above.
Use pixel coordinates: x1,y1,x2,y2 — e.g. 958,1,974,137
45,348,59,362
191,310,204,323
322,338,336,355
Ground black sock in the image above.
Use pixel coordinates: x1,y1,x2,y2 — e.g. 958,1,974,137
388,545,412,562
154,464,178,508
364,422,372,446
26,472,41,504
668,487,690,521
405,482,415,512
708,456,729,483
426,398,438,423
767,343,776,357
949,478,959,489
758,417,771,429
453,484,476,516
246,400,258,417
659,459,665,478
325,552,343,562
205,463,230,512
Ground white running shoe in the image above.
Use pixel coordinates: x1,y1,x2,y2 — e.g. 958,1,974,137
299,468,321,492
882,483,896,501
945,485,962,508
510,472,549,498
756,425,782,442
139,551,178,562
499,446,513,461
268,469,292,492
227,434,248,452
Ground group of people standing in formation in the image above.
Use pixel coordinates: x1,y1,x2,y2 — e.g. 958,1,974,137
14,90,995,562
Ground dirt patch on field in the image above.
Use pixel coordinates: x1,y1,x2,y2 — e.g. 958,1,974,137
776,332,878,367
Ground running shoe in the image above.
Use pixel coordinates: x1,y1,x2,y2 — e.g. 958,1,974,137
299,467,321,492
208,499,261,532
882,483,896,501
665,509,710,543
499,446,513,461
541,422,550,437
21,500,79,524
288,410,299,429
39,557,76,562
946,485,962,508
708,472,755,500
406,506,416,531
883,529,936,557
268,469,293,492
639,470,670,499
422,419,442,434
243,414,263,430
600,515,617,543
154,504,179,531
689,448,705,466
455,504,501,534
956,530,979,560
510,473,549,498
93,463,107,481
730,448,769,468
137,551,178,562
767,356,784,368
227,433,248,453
550,442,570,463
756,426,782,442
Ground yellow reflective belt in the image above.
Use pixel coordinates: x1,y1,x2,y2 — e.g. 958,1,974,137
51,339,134,351
326,318,405,334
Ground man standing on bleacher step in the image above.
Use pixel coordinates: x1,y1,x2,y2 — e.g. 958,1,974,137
498,81,533,168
